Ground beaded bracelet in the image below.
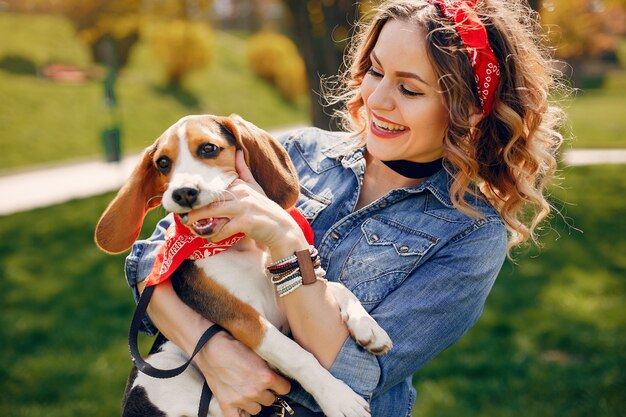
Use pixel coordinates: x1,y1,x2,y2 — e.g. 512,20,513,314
267,246,325,297
267,247,320,273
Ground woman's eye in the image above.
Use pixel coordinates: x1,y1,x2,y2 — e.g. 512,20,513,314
400,85,422,97
366,67,383,78
155,156,171,174
197,143,220,158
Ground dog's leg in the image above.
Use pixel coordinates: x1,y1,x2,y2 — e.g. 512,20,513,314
171,262,371,417
257,325,371,417
326,282,393,355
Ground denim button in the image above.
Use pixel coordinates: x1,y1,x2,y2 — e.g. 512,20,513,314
378,201,388,209
399,245,409,253
331,232,340,241
371,234,379,242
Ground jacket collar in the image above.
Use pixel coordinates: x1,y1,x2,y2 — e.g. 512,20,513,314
322,141,455,209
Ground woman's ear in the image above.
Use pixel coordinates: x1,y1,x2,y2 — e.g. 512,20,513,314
469,108,484,128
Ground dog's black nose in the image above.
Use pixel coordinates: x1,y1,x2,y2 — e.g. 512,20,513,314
172,187,198,207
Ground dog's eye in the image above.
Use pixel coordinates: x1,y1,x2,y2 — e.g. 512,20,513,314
155,156,171,174
197,143,220,159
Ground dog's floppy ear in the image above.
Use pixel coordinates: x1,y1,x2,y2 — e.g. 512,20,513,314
94,145,164,254
221,114,299,209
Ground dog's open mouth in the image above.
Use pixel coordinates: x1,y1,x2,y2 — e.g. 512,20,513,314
190,217,229,237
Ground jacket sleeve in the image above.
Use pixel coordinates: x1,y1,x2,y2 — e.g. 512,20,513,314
328,218,507,398
124,213,173,335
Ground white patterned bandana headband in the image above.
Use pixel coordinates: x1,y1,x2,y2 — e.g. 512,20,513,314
426,0,501,116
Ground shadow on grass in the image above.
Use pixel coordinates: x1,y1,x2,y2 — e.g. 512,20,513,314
0,54,37,76
152,83,201,109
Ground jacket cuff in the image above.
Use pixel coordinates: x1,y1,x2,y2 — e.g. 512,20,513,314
284,336,381,412
123,215,173,336
329,336,381,399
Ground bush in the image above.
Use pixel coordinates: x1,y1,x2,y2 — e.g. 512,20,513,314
149,19,213,88
247,32,307,103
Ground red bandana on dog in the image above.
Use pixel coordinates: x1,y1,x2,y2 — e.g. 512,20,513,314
145,208,314,287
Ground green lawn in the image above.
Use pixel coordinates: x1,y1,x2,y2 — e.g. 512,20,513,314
412,165,625,417
0,13,309,171
0,165,624,417
565,70,626,149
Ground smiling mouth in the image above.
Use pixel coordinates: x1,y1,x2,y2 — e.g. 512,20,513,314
372,118,407,133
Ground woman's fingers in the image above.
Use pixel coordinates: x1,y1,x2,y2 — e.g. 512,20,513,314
257,391,278,407
185,182,258,225
270,374,292,396
235,150,255,183
235,150,267,195
197,332,291,416
220,406,246,417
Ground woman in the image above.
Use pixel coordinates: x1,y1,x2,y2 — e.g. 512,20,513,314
125,0,565,415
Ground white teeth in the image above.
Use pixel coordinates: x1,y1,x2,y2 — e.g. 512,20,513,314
373,119,406,132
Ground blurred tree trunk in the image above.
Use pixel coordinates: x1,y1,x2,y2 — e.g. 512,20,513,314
283,0,357,130
527,0,541,12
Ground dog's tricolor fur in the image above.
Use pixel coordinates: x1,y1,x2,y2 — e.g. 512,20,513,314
95,114,392,417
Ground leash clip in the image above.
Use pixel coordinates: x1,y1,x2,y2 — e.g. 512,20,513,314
273,397,295,416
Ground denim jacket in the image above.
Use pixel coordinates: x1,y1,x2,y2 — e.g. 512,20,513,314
125,127,507,417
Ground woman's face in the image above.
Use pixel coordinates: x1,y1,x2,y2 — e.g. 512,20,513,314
360,19,449,163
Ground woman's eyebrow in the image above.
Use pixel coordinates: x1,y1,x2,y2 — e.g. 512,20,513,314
370,50,431,87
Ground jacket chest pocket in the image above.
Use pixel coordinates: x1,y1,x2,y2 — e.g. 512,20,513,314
297,185,331,222
338,216,439,305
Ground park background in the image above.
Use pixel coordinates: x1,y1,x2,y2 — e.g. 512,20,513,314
0,0,624,416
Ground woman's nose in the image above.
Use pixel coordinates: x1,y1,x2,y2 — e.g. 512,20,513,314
367,79,395,111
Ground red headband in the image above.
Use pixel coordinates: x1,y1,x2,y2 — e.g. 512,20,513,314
426,0,500,115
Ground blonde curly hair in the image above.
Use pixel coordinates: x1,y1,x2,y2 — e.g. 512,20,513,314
331,0,566,252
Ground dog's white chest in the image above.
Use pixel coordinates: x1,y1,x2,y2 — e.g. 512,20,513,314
195,246,286,330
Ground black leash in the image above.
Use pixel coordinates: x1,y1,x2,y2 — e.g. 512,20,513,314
129,284,225,417
128,285,299,417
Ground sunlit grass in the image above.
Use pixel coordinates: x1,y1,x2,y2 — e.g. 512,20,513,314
0,193,163,417
412,165,625,417
565,73,626,149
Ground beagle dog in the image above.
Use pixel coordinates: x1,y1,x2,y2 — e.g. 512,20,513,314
95,114,392,417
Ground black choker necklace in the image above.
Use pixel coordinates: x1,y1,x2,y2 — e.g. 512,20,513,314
382,158,444,179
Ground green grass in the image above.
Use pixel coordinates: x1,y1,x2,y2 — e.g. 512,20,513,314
0,13,309,171
565,70,626,149
412,165,626,417
0,195,164,417
0,166,624,417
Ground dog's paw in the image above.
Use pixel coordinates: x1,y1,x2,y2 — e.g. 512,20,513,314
342,311,393,355
316,380,371,417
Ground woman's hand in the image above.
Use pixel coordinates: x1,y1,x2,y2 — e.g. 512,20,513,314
187,150,309,260
195,331,291,416
187,151,347,369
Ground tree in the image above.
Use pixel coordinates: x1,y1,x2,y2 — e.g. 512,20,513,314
4,0,214,70
4,0,142,68
541,0,626,61
150,19,214,88
283,0,359,129
528,0,542,12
